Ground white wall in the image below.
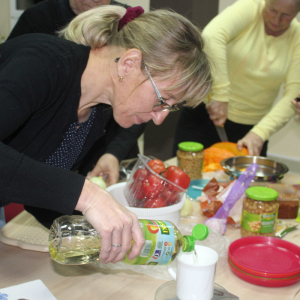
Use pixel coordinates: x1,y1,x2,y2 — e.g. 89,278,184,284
219,0,300,172
0,0,10,40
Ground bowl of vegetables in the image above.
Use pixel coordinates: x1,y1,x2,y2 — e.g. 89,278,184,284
106,155,191,225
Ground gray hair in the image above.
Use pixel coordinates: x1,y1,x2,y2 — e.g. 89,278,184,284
59,5,212,107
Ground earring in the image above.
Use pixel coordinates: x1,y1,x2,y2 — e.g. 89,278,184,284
119,76,123,82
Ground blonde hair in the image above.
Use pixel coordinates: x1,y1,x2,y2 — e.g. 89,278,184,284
59,5,212,107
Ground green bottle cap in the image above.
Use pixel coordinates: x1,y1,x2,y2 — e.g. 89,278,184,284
183,235,196,252
246,186,278,201
192,224,209,241
178,141,204,152
182,224,209,252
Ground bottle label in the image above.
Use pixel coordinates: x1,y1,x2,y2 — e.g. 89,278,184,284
241,210,276,233
132,220,175,265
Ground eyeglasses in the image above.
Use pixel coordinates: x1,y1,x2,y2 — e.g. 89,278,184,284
115,57,181,112
143,64,180,112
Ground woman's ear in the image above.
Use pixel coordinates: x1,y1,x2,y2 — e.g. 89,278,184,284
118,49,143,77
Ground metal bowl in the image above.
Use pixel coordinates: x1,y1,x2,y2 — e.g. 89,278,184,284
221,156,289,182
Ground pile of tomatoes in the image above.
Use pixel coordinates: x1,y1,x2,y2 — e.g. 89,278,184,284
129,159,190,208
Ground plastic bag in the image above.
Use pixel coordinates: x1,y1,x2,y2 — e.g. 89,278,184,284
204,163,258,235
123,154,185,208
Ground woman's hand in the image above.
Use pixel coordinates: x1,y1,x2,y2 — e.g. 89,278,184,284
291,97,300,120
75,179,145,264
237,132,264,156
206,100,228,126
87,153,119,186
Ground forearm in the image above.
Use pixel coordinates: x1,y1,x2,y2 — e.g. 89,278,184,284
0,142,84,214
251,91,299,141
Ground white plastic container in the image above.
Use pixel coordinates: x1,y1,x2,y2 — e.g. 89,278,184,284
106,182,185,226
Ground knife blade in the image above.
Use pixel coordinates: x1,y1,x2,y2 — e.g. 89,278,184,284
215,125,228,142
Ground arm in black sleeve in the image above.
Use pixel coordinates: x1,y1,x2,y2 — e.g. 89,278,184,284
105,124,147,162
0,39,85,213
0,142,84,214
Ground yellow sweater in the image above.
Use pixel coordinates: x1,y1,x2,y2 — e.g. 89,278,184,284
203,0,300,141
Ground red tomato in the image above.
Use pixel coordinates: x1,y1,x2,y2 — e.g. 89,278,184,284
162,165,180,178
147,159,166,174
163,166,190,191
130,181,145,200
144,196,167,208
142,174,164,198
161,187,180,204
133,168,148,181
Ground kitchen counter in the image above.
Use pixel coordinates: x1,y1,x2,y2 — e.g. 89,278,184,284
1,158,300,299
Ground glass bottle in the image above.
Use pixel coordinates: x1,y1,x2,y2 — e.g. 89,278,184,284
177,141,204,180
49,216,209,265
241,186,279,237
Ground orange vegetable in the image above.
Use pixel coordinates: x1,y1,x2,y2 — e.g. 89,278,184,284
203,142,249,172
209,142,249,156
203,147,234,172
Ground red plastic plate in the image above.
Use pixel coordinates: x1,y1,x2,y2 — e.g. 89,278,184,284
228,258,300,287
229,237,300,277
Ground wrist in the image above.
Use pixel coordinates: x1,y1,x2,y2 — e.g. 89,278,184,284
75,179,97,214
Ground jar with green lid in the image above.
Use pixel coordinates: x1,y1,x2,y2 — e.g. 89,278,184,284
177,141,204,180
241,186,279,237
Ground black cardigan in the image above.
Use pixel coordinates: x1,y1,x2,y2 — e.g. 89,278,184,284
7,0,145,167
0,34,115,222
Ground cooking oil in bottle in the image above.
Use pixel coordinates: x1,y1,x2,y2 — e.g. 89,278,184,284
49,216,209,266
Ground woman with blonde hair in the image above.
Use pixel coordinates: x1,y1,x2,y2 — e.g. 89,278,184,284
173,0,300,156
0,6,211,264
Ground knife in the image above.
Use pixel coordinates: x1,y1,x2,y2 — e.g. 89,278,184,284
215,125,228,142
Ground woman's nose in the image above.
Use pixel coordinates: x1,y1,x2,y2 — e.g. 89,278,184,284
151,110,170,125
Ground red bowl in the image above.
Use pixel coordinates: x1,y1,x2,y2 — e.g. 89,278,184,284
228,237,300,278
228,257,300,287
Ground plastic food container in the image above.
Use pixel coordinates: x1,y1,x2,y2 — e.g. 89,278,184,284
177,141,204,180
241,186,279,237
106,182,185,226
123,154,186,209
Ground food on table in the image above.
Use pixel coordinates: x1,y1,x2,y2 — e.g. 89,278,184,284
49,215,209,265
241,187,279,237
266,183,299,219
126,158,190,208
89,176,107,189
177,141,204,180
180,197,194,217
203,142,249,172
147,159,166,174
198,178,239,223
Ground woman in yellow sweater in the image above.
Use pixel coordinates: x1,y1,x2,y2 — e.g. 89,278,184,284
173,0,300,156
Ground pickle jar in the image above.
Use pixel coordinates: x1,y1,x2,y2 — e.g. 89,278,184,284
241,186,279,237
177,141,204,180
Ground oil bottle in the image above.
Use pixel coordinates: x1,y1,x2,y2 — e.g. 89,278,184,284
49,216,209,265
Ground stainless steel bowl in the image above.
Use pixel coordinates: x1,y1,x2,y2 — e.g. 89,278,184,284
221,156,289,182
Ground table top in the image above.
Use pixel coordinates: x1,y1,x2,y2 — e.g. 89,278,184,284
1,160,300,300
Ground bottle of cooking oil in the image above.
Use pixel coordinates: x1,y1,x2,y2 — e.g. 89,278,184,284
49,216,209,265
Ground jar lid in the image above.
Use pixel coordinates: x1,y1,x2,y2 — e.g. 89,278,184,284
192,224,209,241
246,186,278,201
178,141,204,152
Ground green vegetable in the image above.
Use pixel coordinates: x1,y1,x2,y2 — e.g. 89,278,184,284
89,176,107,189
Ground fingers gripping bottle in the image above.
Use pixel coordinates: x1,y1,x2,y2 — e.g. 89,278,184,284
49,216,209,265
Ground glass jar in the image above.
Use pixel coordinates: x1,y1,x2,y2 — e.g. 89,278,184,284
177,142,204,180
241,187,279,237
